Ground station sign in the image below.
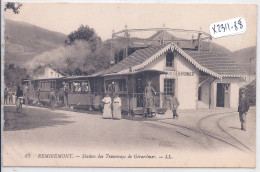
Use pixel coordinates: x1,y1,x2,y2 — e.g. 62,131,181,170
164,71,195,77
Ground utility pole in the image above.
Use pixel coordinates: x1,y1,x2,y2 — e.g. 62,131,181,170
110,29,115,66
124,25,129,59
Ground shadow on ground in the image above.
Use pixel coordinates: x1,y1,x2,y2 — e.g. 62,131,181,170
3,106,75,131
122,113,171,121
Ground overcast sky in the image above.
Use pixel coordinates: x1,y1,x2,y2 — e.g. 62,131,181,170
4,3,257,52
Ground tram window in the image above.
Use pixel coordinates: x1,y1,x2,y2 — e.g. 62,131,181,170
105,79,126,92
166,51,174,67
71,81,90,93
118,80,126,91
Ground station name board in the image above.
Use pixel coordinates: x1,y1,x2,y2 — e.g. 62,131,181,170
165,71,195,77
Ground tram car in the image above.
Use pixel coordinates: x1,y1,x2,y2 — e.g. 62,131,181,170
63,76,104,110
24,76,104,110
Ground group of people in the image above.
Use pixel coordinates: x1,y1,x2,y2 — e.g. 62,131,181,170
4,84,28,106
47,82,69,110
102,92,122,120
144,81,180,119
3,87,16,105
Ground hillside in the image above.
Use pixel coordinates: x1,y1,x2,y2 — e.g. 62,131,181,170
4,19,67,66
231,46,256,75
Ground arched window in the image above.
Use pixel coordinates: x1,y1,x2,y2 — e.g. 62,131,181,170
166,51,174,67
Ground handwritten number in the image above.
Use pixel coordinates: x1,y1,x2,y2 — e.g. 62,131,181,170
227,23,230,30
234,21,238,31
238,19,243,29
221,24,225,32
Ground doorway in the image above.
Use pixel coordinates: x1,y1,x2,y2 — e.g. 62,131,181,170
136,77,144,107
216,83,230,107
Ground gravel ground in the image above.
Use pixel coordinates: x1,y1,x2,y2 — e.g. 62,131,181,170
2,105,256,167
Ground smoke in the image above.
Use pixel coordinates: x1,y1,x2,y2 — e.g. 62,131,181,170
27,40,92,70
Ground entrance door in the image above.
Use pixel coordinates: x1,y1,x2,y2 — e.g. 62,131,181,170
136,78,143,107
216,83,230,107
217,83,225,107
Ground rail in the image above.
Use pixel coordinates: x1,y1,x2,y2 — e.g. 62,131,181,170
131,92,170,109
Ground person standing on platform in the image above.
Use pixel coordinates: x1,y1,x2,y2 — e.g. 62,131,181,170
4,88,8,105
48,88,56,110
144,81,156,117
169,92,179,119
64,83,69,108
8,89,13,105
238,90,250,131
36,88,41,104
112,92,122,120
102,92,112,119
15,86,23,109
23,83,29,105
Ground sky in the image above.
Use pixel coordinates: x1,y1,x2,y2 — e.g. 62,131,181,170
4,3,257,52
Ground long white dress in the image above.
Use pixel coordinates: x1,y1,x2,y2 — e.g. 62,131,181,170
102,97,112,119
112,97,122,119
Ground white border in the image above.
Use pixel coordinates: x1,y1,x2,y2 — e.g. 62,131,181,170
1,0,259,172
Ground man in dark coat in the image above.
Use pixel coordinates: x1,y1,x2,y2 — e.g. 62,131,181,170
167,92,179,119
238,90,250,131
49,88,56,110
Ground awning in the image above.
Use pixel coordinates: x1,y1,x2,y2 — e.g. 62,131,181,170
101,69,167,77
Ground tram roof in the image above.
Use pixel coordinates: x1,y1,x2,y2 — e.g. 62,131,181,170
101,69,168,77
63,75,94,80
31,76,66,81
93,42,245,78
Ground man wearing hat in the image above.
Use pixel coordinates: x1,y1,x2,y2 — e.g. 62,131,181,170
238,90,250,131
49,88,56,110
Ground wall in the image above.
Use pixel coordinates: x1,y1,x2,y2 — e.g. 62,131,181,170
146,50,199,109
211,77,245,108
198,81,210,108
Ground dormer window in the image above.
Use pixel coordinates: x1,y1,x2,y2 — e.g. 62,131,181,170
166,51,174,67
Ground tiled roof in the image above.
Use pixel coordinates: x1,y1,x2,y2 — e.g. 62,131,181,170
184,51,246,76
93,44,168,76
94,42,245,78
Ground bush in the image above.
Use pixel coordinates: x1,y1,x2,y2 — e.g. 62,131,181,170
240,79,256,106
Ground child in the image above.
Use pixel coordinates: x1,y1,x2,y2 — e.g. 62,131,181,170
102,92,112,119
112,92,122,120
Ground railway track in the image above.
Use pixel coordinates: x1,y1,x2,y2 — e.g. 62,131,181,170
143,111,254,153
217,114,254,153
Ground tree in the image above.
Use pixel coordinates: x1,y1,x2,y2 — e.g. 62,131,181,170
67,25,101,44
4,63,29,88
5,2,22,14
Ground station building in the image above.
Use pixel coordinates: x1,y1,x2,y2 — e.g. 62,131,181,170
95,42,245,111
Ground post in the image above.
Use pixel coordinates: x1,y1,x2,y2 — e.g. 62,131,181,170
124,25,129,59
110,29,115,66
162,23,165,44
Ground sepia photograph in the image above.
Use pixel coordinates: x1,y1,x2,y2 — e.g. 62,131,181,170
1,1,258,169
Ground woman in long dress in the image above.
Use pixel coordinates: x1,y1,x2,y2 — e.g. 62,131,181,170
112,92,122,120
102,92,112,119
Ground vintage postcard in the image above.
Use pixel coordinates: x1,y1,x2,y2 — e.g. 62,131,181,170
1,2,258,168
